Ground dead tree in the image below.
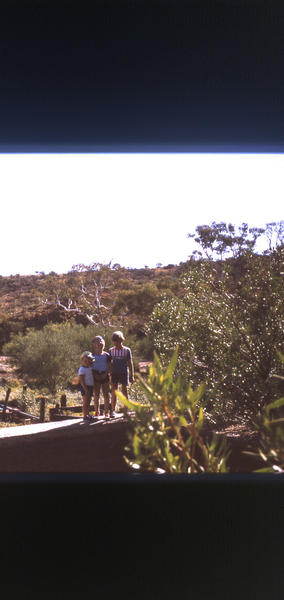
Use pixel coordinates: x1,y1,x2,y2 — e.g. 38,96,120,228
44,262,116,330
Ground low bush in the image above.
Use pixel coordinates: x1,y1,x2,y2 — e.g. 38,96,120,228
3,323,97,393
117,349,231,473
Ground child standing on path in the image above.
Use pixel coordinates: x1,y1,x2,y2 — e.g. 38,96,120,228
92,335,111,418
109,331,134,418
78,351,94,422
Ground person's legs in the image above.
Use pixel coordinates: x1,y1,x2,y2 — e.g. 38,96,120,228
82,393,90,419
94,381,100,416
102,381,110,415
111,382,118,412
121,384,128,399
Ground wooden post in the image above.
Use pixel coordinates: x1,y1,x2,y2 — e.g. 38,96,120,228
22,385,27,409
39,397,46,423
60,394,67,409
2,387,11,421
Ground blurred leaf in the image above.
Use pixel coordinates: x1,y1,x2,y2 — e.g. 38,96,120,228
163,445,174,467
268,418,284,426
184,435,193,449
194,383,206,403
187,383,206,405
164,346,179,381
197,406,204,430
135,376,155,402
276,350,284,364
153,351,163,375
243,451,258,458
259,449,268,462
133,434,140,455
254,467,274,473
179,415,188,427
115,390,150,410
265,397,284,413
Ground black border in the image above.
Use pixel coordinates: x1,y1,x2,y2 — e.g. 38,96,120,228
1,3,284,595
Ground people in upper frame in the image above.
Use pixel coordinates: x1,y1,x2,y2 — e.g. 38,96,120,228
108,330,134,417
92,335,111,419
78,351,94,423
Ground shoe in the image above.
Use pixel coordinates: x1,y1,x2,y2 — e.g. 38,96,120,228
105,412,110,418
110,411,115,418
95,411,100,417
83,415,92,423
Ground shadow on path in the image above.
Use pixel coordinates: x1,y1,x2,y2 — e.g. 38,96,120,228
0,416,131,472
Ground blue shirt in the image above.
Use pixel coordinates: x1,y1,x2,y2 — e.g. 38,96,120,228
92,352,110,372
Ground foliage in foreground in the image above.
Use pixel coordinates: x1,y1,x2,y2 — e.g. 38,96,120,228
250,396,284,473
244,352,284,473
117,349,231,473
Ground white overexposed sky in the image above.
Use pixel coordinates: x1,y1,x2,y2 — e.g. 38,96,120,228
0,153,283,276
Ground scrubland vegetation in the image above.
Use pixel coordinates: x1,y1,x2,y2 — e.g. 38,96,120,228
1,221,283,472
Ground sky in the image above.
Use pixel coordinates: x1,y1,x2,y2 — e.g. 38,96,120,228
0,152,283,276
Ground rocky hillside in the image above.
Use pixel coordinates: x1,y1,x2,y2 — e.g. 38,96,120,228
0,262,190,350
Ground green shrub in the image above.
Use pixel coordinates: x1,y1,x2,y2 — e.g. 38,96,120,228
117,349,231,473
0,310,13,351
244,352,284,473
113,283,162,316
249,396,284,473
3,323,98,393
147,247,284,423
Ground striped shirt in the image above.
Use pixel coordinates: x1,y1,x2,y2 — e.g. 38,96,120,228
109,346,132,375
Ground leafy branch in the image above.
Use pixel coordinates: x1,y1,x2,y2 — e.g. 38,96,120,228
117,349,231,474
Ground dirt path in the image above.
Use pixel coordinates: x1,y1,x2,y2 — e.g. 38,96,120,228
0,416,131,472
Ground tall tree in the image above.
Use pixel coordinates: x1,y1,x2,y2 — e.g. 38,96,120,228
187,221,265,260
148,227,284,422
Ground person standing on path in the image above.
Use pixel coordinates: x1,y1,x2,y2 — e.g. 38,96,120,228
78,351,94,422
92,335,111,418
109,331,134,418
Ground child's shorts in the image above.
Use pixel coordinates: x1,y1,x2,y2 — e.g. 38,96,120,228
111,373,128,386
79,384,94,397
93,371,109,383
